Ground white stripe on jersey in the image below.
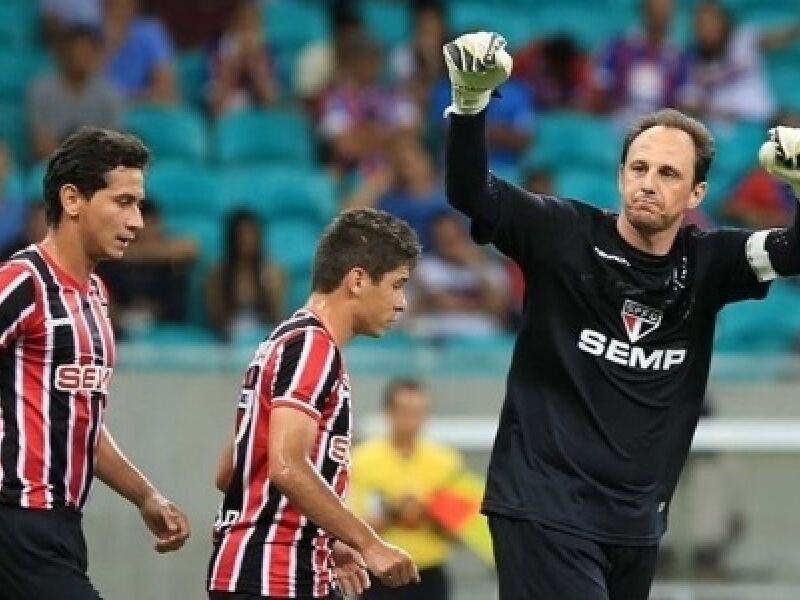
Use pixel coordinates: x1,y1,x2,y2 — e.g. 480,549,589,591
746,229,779,282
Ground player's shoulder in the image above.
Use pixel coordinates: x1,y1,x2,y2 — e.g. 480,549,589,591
0,248,40,290
418,439,464,469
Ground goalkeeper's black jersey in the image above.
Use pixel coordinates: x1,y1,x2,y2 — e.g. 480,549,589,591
451,165,770,544
471,178,768,543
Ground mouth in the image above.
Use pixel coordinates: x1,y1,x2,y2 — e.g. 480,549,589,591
115,235,135,248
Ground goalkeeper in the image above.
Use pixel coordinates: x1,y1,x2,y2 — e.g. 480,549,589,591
442,31,800,600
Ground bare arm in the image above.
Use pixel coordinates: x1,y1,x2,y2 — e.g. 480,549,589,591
96,426,190,552
215,430,235,493
759,22,800,52
268,406,418,586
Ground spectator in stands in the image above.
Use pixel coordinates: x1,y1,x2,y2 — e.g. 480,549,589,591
595,0,688,124
0,203,47,261
513,35,598,112
26,24,122,161
141,0,239,50
0,145,27,252
205,0,279,118
295,4,366,121
206,209,284,342
522,165,556,196
722,110,800,229
97,200,197,337
343,135,449,252
40,0,102,46
350,378,463,600
390,1,450,113
679,0,800,124
407,213,509,340
319,31,420,180
103,0,178,103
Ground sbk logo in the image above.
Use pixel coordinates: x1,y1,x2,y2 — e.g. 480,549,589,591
55,365,113,392
621,299,662,343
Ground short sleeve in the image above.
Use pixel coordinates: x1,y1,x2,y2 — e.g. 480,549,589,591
0,263,36,349
267,328,340,421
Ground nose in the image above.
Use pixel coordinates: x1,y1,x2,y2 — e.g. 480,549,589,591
129,204,144,231
641,168,657,194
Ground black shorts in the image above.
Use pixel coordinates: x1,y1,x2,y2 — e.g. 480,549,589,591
0,504,102,600
489,515,658,600
361,564,449,600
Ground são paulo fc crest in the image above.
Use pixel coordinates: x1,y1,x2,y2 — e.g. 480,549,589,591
621,299,662,343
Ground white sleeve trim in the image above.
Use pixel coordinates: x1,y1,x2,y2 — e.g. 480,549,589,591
745,229,779,282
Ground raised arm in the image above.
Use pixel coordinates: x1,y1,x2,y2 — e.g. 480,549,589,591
750,127,800,280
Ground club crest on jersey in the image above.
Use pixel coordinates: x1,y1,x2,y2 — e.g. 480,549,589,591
621,299,662,343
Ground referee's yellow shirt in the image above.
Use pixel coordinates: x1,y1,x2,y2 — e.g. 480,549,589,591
349,437,463,569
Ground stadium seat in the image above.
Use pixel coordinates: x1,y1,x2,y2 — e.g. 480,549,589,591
715,282,800,353
768,65,800,112
146,161,225,219
262,0,328,53
358,1,411,48
0,102,28,166
163,215,222,263
23,162,47,202
447,4,533,50
266,217,323,273
221,166,336,224
175,50,208,110
214,108,314,166
0,50,50,103
0,3,38,49
123,106,208,162
555,166,620,211
3,166,24,202
526,112,623,172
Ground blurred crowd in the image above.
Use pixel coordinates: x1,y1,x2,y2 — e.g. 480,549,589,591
1,0,799,347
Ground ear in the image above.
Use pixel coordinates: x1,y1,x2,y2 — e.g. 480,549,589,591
59,184,83,220
688,181,707,210
344,267,368,297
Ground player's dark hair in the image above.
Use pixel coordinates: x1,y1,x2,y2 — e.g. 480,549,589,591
621,108,715,186
43,127,151,226
311,208,421,293
382,377,424,411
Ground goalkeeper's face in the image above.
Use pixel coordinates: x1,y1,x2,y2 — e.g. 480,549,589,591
618,125,706,236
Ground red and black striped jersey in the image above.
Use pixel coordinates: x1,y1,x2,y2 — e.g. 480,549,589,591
208,309,351,598
0,245,114,512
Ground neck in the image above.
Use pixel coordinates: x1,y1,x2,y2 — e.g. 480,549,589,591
615,215,677,256
391,434,415,456
41,227,95,284
305,293,355,348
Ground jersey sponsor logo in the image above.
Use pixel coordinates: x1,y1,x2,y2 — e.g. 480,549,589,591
621,299,662,343
328,434,350,465
578,329,686,370
593,246,631,266
54,364,113,392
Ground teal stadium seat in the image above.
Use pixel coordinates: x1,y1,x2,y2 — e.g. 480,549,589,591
715,281,800,353
24,162,47,202
705,122,764,217
163,215,222,263
447,4,533,50
263,0,328,53
146,161,225,219
555,166,620,211
4,166,24,202
175,50,208,110
0,51,49,103
358,1,411,48
0,102,28,166
221,166,336,225
0,3,38,49
215,109,314,166
768,65,800,112
266,218,323,273
526,112,623,173
123,106,208,162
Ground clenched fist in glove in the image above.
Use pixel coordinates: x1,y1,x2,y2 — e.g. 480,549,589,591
759,126,800,198
442,31,513,116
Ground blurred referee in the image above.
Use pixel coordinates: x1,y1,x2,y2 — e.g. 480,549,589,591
442,32,800,599
0,128,190,599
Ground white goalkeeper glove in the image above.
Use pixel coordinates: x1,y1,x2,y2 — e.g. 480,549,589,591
759,126,800,198
442,31,513,116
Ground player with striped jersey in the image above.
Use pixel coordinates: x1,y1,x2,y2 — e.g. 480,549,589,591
209,209,421,600
0,127,190,599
